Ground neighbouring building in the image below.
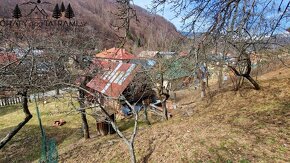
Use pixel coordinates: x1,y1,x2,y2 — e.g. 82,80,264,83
0,52,20,105
137,50,194,90
82,59,154,135
0,52,17,65
95,47,137,63
138,51,178,59
157,51,178,59
138,51,159,59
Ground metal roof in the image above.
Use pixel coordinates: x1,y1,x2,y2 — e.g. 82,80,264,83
86,60,140,98
130,59,156,69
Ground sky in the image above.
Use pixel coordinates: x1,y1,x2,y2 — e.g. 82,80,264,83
133,0,290,34
133,0,184,31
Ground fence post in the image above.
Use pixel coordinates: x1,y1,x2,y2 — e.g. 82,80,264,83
14,97,17,104
5,98,8,106
12,97,15,104
8,98,11,105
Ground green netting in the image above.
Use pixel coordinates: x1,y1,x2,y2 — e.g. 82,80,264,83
35,100,58,163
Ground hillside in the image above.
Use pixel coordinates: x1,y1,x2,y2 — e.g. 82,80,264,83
56,67,290,162
0,0,182,50
0,66,289,162
60,69,290,163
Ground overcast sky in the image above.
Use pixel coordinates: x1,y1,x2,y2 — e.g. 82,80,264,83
133,0,183,31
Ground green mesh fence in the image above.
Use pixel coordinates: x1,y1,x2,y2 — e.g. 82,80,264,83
35,100,58,163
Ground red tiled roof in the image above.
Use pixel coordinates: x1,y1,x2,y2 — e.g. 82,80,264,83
179,51,189,57
0,53,17,64
86,60,140,98
95,47,136,60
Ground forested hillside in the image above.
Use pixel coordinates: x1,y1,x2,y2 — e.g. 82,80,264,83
0,0,182,50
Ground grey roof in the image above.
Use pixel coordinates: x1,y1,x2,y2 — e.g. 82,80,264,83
130,59,156,69
138,51,159,58
157,52,177,59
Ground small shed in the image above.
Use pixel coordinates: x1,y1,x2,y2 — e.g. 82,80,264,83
85,59,154,135
86,60,141,98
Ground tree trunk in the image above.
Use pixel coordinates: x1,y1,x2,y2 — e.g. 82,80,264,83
142,99,151,125
201,80,206,98
144,105,151,125
228,59,261,91
0,90,32,149
56,88,60,95
81,111,90,139
161,94,169,120
78,89,90,139
128,143,137,163
206,63,209,87
107,114,116,134
162,100,168,120
218,66,223,88
245,75,260,90
172,92,177,109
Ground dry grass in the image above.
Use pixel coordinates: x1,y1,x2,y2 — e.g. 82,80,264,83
56,67,289,163
1,67,290,163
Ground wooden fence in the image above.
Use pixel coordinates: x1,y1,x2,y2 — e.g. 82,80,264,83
0,96,22,107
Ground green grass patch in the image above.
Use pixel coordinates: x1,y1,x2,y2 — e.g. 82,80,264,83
0,96,90,162
0,104,21,117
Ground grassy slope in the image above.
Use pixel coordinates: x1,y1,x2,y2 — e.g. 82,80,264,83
0,97,96,163
0,67,289,163
59,68,290,163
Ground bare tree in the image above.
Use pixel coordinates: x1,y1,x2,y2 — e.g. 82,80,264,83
0,29,53,148
151,0,290,91
0,21,99,147
63,78,147,163
112,0,138,46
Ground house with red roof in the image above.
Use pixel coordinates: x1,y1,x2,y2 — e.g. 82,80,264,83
95,47,136,63
0,53,17,65
0,53,18,100
179,51,189,57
